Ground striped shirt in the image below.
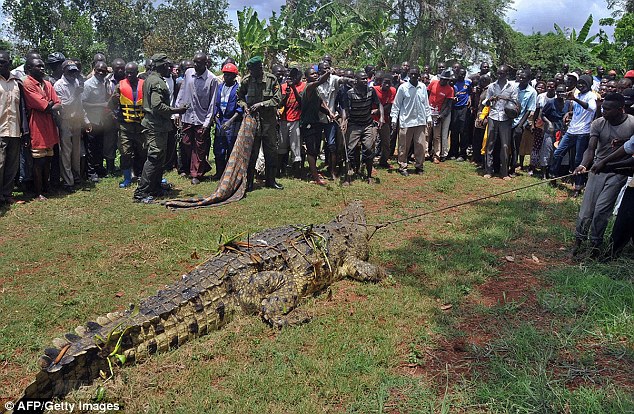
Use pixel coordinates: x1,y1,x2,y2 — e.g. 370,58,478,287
345,87,379,126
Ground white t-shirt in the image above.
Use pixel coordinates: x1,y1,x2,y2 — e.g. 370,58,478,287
220,83,232,113
536,92,551,108
567,91,596,135
316,74,341,123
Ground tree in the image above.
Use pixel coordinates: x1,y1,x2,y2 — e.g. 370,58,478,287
592,0,634,72
553,15,599,46
509,32,603,77
306,1,398,67
80,0,154,63
0,39,14,53
3,0,105,68
143,0,234,63
593,13,634,71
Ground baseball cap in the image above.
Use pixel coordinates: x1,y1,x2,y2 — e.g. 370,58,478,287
46,52,66,65
578,74,593,87
439,68,453,80
62,60,78,71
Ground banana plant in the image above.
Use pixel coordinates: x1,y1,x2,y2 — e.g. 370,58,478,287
236,7,310,68
311,1,398,67
554,14,599,45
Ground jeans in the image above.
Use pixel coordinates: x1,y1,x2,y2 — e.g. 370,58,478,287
214,118,240,177
318,122,338,153
549,132,590,188
449,106,468,158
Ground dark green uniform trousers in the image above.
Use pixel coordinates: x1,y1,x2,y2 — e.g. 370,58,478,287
134,128,167,199
119,123,146,172
247,119,278,188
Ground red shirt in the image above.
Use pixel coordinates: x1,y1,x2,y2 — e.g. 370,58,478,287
372,85,396,123
281,81,306,122
23,76,60,149
428,79,454,111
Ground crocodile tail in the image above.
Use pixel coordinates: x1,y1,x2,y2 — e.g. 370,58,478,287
20,313,126,401
20,274,235,401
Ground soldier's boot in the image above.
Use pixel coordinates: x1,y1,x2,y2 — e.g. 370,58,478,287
106,159,117,176
119,169,132,188
291,161,302,179
264,166,284,190
246,168,255,192
277,154,288,178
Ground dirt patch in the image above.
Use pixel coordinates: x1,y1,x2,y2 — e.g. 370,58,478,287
471,254,547,308
555,340,634,392
330,280,369,304
0,358,34,407
399,236,634,399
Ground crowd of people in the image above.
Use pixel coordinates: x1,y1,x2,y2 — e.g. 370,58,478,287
0,49,633,257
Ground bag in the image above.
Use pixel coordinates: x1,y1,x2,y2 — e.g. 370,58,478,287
503,99,519,119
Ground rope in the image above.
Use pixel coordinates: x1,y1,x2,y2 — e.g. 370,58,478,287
366,171,587,240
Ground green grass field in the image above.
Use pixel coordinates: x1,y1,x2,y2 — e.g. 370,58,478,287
1,160,632,413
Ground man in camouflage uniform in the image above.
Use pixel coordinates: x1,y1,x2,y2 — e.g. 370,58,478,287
237,56,283,191
133,53,187,203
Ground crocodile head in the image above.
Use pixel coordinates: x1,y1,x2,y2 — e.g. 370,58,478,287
335,200,370,260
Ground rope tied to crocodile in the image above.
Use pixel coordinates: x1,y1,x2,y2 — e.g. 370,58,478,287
365,171,588,240
163,114,258,209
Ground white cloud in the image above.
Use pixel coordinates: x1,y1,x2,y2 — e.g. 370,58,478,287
227,0,286,26
506,0,614,37
229,0,616,39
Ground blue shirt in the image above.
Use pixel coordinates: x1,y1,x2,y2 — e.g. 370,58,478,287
175,68,219,127
390,81,432,128
214,82,242,121
453,79,471,108
513,84,537,128
624,135,634,155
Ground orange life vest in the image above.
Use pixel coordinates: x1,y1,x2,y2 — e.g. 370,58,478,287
119,79,144,123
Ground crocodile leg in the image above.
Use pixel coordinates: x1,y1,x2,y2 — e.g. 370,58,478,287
236,271,308,328
338,256,384,283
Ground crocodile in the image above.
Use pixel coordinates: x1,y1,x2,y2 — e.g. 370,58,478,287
19,201,384,401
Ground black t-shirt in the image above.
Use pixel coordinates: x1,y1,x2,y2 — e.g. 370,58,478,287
300,87,321,129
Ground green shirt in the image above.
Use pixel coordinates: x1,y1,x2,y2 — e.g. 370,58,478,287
237,72,281,118
141,72,173,132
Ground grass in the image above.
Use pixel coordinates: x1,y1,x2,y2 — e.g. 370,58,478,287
0,160,632,413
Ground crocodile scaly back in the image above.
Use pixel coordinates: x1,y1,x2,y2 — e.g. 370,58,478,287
18,202,383,403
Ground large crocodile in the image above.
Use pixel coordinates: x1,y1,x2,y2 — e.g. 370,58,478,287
19,201,383,401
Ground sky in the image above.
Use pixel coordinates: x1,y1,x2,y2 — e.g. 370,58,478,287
0,0,615,43
226,0,615,37
507,0,614,37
